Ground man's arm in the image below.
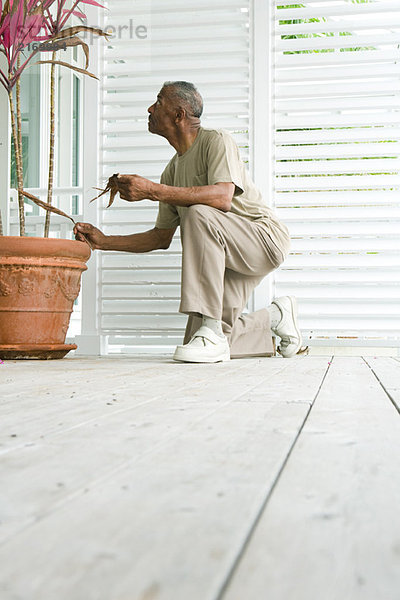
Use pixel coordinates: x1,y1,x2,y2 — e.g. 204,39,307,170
74,223,177,253
117,176,235,213
151,181,234,212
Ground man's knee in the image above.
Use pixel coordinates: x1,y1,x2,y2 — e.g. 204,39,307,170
187,203,213,218
183,204,219,231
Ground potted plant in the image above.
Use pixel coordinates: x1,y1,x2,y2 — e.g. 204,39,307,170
0,0,107,359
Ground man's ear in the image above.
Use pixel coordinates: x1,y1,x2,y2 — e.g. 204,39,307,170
175,108,186,123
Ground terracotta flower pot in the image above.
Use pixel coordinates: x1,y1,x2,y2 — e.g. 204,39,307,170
0,236,91,359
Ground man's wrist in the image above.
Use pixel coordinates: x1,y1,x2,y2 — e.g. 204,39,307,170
99,235,112,251
147,180,160,202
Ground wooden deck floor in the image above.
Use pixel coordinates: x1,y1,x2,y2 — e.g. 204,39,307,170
0,354,399,600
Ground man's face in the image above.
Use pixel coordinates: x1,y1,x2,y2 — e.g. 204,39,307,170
147,87,176,137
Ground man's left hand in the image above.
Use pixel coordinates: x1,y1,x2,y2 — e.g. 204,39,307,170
117,174,154,202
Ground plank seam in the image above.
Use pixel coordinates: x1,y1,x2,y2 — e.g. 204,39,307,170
362,357,400,416
213,356,334,600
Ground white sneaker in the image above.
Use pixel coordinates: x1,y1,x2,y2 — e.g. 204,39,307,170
271,296,303,358
173,325,230,363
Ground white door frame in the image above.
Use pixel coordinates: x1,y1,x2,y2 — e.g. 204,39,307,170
74,5,107,355
252,0,275,310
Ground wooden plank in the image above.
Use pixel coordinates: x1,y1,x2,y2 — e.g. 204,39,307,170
0,405,310,600
0,361,191,453
221,357,400,600
0,358,294,538
363,357,400,412
235,356,332,404
0,358,330,600
0,357,277,453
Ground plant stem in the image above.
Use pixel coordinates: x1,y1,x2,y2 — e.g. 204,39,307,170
16,57,23,179
16,56,24,236
8,90,25,236
44,50,57,237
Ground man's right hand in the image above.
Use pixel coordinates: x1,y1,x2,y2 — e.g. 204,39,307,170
74,222,107,250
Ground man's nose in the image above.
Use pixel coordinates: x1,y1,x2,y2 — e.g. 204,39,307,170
148,104,154,114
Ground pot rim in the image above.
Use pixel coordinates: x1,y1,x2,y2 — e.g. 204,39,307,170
0,235,91,261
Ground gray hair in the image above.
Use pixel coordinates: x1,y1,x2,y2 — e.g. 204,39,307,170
163,81,203,118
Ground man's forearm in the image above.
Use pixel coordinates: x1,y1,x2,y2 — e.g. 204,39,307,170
150,182,232,212
101,229,167,253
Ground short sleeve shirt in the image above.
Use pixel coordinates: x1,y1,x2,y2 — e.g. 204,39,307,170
155,127,290,258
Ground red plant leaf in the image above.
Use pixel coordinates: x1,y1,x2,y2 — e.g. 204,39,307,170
62,8,85,20
80,0,105,7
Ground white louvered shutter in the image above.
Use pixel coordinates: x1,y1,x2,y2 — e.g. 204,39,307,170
273,0,400,348
100,0,250,353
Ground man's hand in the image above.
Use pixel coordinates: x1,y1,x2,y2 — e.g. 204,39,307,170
117,174,154,202
74,222,108,250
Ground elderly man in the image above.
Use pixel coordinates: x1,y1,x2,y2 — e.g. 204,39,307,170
74,81,303,363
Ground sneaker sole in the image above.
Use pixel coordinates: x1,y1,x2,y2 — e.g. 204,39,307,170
173,349,231,363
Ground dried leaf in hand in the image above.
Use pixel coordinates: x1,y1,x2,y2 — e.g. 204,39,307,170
90,173,120,208
22,191,76,224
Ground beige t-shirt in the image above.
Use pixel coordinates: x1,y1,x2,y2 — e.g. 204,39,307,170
155,127,290,260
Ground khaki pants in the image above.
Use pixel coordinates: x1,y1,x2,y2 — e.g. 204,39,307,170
179,205,283,358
